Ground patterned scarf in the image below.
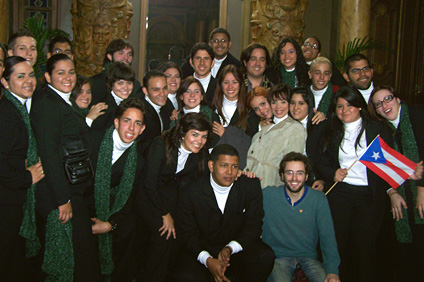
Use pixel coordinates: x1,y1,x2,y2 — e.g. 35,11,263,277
389,103,424,243
94,126,138,277
280,66,297,88
3,89,41,257
71,99,90,117
316,82,334,116
170,105,213,129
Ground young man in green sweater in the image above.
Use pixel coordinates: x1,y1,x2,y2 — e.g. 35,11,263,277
262,152,340,282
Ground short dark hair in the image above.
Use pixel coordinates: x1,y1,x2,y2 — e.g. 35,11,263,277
46,54,73,76
2,56,29,81
303,36,322,52
115,97,145,120
143,70,166,89
279,151,312,177
156,61,182,77
240,43,271,74
48,35,73,54
210,144,239,162
209,27,231,42
7,28,36,51
104,39,134,66
268,84,291,103
344,53,371,74
190,42,214,61
71,75,91,101
106,61,136,89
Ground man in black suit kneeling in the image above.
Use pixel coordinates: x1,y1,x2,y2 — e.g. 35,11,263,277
175,144,275,282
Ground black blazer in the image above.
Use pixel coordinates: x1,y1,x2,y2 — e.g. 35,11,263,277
138,95,173,146
30,85,92,217
316,119,393,199
140,136,207,218
90,70,143,105
179,175,264,259
181,52,241,79
0,97,33,205
205,77,218,107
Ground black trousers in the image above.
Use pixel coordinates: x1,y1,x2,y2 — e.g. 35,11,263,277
327,182,388,282
0,204,28,282
173,240,275,282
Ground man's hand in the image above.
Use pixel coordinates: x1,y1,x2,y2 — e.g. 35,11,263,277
311,109,326,125
91,218,112,234
324,273,341,282
206,257,230,282
218,246,231,263
58,202,72,224
311,180,324,191
159,213,176,240
410,161,423,180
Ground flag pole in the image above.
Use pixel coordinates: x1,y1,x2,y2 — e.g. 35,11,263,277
325,135,381,196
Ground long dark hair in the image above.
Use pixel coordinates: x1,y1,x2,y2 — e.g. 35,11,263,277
270,37,310,87
289,87,315,136
211,65,249,130
176,76,206,111
322,85,371,153
71,75,91,101
2,56,29,81
163,113,212,170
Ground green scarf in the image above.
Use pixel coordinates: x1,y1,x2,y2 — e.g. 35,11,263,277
389,104,424,243
71,99,90,117
170,105,213,129
42,210,74,282
316,82,334,116
3,89,40,257
280,66,297,88
94,126,138,277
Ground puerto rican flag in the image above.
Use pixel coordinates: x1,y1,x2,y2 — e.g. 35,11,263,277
359,136,417,189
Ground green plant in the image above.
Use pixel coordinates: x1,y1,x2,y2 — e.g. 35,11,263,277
22,14,70,78
334,36,392,73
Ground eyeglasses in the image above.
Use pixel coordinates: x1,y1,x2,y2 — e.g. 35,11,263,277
374,95,394,109
350,66,371,74
302,42,319,49
284,171,305,177
210,38,228,44
54,49,73,56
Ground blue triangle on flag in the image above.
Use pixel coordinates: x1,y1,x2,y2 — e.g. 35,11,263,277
359,138,387,164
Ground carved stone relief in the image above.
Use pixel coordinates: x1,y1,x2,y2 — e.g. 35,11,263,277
71,0,133,77
250,0,308,53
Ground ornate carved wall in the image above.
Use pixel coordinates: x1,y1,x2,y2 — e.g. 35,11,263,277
250,0,308,53
71,0,133,77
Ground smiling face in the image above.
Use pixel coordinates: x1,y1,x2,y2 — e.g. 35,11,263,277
164,67,181,94
8,36,37,66
209,32,231,60
336,97,361,123
282,161,308,194
301,37,321,62
289,93,309,121
1,61,36,99
309,63,332,91
279,42,297,70
222,72,240,101
112,79,134,100
250,95,272,119
344,59,373,90
271,97,289,118
245,48,266,79
45,59,76,93
181,129,208,153
142,76,168,107
372,89,401,121
114,107,145,143
209,154,239,187
190,50,214,79
108,47,133,65
182,82,203,110
75,83,92,109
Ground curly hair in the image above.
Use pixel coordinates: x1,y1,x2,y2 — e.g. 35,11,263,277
269,37,310,87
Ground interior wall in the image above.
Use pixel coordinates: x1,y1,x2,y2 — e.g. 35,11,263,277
226,0,243,61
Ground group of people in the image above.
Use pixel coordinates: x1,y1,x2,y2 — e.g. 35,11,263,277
0,25,423,282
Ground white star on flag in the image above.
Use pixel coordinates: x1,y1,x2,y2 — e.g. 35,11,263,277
372,151,380,161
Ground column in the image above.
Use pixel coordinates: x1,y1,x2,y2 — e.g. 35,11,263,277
338,0,371,50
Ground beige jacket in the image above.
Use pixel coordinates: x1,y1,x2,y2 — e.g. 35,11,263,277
246,117,306,188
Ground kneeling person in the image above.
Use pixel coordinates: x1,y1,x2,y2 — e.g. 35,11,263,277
262,152,340,282
90,98,145,280
176,144,275,282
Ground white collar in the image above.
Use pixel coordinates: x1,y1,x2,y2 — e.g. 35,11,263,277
300,115,308,129
9,91,28,105
111,91,124,106
358,82,374,102
48,84,72,105
389,105,401,129
285,67,295,72
273,114,288,124
310,85,328,95
111,129,133,164
210,173,233,193
343,117,362,131
215,56,227,63
183,104,200,114
223,95,238,107
145,95,162,114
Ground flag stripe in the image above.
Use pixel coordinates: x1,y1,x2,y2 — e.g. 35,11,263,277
379,138,417,170
384,157,414,179
361,160,403,188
